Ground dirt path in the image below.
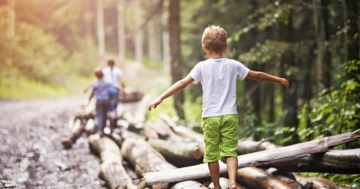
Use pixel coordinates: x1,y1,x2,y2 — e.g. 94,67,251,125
0,97,107,189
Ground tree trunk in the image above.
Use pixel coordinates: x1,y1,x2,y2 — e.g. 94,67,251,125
169,180,208,189
7,0,15,38
121,138,176,189
117,0,125,62
147,138,203,167
145,119,185,141
312,0,327,92
168,0,184,119
209,177,246,189
236,139,280,155
141,132,360,185
160,113,204,143
267,149,360,174
61,119,85,149
236,167,300,189
278,9,299,145
134,1,143,64
88,135,136,189
96,0,105,56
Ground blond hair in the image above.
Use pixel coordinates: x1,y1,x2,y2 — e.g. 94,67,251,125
202,25,227,54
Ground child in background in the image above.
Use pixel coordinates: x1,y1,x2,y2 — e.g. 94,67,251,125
88,67,112,136
148,25,289,189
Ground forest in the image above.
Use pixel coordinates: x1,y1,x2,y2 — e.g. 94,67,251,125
0,0,359,188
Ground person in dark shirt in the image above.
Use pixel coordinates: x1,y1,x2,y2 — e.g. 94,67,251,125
88,67,112,136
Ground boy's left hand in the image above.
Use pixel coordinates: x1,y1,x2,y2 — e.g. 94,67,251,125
148,97,163,111
278,78,289,89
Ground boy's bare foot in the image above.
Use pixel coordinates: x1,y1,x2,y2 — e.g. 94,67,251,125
228,183,237,189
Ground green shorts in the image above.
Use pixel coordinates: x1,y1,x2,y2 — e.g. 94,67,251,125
202,114,238,163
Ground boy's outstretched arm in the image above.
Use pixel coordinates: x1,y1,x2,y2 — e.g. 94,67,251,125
148,76,194,111
246,70,289,89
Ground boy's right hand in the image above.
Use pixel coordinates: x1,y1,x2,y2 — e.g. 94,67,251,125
148,97,163,111
278,78,289,89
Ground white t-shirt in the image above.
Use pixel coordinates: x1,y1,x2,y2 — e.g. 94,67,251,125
102,67,123,89
188,58,250,118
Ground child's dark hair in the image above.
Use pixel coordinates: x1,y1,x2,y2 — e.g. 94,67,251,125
94,67,103,79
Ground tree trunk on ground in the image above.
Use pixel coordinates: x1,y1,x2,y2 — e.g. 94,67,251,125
168,0,184,119
141,132,360,185
169,180,208,189
209,177,246,189
236,167,300,189
61,119,85,149
237,139,360,174
121,138,177,189
96,0,105,56
266,149,360,174
160,113,204,143
236,139,279,155
294,173,353,189
88,135,136,189
117,0,125,62
130,94,151,131
144,119,185,141
147,138,203,167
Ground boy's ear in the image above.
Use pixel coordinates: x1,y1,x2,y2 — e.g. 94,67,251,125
222,44,227,52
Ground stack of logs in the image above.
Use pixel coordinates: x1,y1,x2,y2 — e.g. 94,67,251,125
61,92,360,189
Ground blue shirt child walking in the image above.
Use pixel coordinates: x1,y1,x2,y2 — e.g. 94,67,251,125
88,67,112,136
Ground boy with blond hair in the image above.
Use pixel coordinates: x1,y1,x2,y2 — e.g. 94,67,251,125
148,25,289,189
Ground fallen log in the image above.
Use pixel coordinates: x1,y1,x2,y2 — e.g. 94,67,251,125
128,95,152,132
208,177,246,189
236,167,300,189
294,173,353,189
120,90,144,103
141,132,360,185
61,119,85,149
88,134,136,189
147,138,203,167
145,119,185,141
160,113,204,143
121,138,177,189
236,139,279,155
267,149,360,174
265,168,306,189
169,180,208,189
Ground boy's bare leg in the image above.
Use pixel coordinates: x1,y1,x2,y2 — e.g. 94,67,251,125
208,161,221,189
226,157,238,189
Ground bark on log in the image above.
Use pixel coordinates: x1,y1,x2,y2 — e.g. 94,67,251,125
121,138,177,189
129,94,151,132
61,119,85,149
209,177,246,189
169,180,208,189
147,138,203,167
88,134,136,189
236,167,300,189
141,132,360,185
145,119,185,141
268,149,360,174
120,90,144,103
160,113,204,143
236,139,280,155
266,168,305,189
294,173,353,189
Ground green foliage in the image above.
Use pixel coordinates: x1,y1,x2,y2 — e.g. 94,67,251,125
297,60,360,144
300,172,360,188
